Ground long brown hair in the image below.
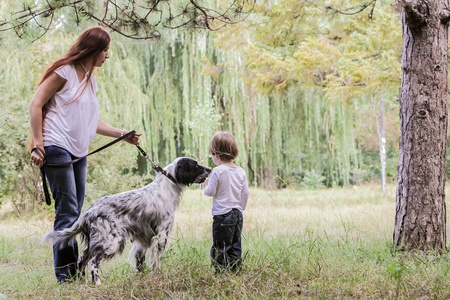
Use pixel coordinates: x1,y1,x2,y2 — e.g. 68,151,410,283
40,26,110,86
29,26,110,150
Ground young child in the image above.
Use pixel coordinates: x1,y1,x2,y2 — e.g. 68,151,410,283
204,131,250,272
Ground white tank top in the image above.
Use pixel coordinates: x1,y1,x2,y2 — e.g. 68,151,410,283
43,64,99,157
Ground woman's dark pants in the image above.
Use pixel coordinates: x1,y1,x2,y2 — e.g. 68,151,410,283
44,146,86,283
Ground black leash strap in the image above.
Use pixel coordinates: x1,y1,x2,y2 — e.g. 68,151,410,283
32,130,136,205
135,145,177,184
32,147,52,205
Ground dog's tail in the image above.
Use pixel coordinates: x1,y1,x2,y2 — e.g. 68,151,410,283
42,221,87,249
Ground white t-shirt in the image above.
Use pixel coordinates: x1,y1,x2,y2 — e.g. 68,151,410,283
204,164,250,215
43,64,99,157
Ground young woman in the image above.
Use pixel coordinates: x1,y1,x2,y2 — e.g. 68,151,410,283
204,131,250,273
29,26,141,283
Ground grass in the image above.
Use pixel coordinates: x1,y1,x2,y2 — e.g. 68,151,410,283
0,184,449,299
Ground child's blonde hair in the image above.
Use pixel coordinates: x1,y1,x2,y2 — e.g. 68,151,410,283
209,131,239,161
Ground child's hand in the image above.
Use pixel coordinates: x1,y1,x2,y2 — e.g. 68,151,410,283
204,177,209,186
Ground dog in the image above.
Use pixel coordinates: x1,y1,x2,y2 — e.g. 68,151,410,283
43,157,211,285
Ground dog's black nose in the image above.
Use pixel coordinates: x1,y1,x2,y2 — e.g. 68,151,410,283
205,167,212,173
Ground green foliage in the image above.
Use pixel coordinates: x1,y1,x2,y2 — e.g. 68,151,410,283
184,97,223,161
0,37,45,213
211,0,403,187
301,170,326,189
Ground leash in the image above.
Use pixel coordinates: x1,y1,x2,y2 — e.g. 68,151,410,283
32,130,137,205
135,145,177,184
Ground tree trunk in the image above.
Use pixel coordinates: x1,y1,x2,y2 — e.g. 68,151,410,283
262,164,277,189
377,98,386,194
394,0,449,253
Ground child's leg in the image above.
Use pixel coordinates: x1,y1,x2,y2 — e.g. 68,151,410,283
229,209,243,271
210,210,237,271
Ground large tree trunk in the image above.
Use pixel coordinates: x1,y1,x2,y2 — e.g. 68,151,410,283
394,0,449,253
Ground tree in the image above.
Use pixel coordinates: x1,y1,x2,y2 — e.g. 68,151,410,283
393,0,449,253
213,0,402,187
215,0,448,252
0,0,254,41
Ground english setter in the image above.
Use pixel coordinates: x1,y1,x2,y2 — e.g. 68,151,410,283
43,157,211,285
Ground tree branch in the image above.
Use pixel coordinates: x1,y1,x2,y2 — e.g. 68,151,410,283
0,0,255,40
327,0,377,18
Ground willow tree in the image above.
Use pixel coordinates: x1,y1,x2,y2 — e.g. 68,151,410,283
393,0,449,253
213,0,402,187
0,0,256,200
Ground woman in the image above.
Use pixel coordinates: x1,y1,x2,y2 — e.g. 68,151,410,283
29,26,141,283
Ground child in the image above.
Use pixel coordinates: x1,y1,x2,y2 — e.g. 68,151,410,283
204,131,250,272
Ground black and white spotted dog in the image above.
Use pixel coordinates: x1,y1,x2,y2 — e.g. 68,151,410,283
43,157,211,285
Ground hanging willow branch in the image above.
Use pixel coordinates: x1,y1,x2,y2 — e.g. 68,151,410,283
0,0,255,41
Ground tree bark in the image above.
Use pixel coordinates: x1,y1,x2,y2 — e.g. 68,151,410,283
394,0,448,252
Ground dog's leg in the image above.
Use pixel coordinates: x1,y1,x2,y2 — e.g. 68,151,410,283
87,256,102,285
148,236,158,271
130,242,147,272
149,230,169,272
84,219,127,284
77,247,90,280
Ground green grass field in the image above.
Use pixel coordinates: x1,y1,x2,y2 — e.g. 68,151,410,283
0,184,449,299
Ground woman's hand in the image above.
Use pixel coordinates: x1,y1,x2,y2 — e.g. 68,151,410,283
123,130,142,146
31,148,45,168
96,120,142,145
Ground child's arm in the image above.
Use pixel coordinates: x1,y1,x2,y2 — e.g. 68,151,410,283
241,174,250,209
204,171,218,197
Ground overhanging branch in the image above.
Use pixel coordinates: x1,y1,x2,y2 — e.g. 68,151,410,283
326,0,377,18
0,0,255,40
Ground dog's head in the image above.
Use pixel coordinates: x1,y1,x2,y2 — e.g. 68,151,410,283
165,157,211,186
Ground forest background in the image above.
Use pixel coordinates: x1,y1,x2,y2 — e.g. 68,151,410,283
0,0,433,212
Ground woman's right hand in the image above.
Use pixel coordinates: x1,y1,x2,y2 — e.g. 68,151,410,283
31,148,45,168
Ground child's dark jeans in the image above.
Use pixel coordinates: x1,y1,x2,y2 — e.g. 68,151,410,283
211,208,243,272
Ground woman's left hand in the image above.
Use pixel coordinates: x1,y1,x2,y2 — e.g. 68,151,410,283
124,131,142,146
96,121,143,146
